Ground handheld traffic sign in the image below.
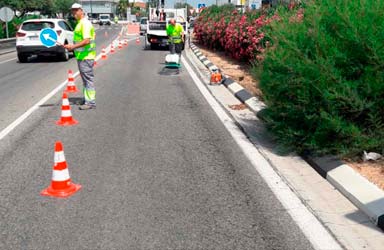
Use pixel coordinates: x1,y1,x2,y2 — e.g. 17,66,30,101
40,28,58,48
0,7,14,38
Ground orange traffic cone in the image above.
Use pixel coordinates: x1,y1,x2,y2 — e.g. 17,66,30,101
56,92,78,126
118,40,123,49
210,69,222,85
65,70,78,93
41,141,81,198
110,44,115,53
124,39,128,47
136,37,140,45
101,47,107,60
94,60,97,66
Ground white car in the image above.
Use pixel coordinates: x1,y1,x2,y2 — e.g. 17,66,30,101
98,14,111,25
16,19,74,62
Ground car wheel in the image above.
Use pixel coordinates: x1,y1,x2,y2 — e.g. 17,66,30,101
60,48,70,61
144,38,149,50
17,53,28,63
150,43,158,50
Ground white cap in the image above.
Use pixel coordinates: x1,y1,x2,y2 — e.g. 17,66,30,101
71,3,82,9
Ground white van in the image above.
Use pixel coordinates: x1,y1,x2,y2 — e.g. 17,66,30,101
99,14,111,25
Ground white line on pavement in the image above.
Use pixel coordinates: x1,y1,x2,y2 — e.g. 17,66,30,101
0,71,79,141
0,57,17,64
181,56,343,250
0,27,128,142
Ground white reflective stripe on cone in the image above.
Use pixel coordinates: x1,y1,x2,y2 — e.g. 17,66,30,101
54,151,66,164
61,110,72,117
52,168,70,181
62,99,70,106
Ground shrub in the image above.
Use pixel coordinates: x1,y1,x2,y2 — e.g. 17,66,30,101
256,0,384,156
194,5,270,62
0,15,40,39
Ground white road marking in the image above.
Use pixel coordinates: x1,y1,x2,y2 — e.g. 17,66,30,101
0,27,127,142
181,56,343,250
0,70,79,141
0,57,17,64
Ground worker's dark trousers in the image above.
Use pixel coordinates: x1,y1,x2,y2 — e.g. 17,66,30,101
169,43,183,54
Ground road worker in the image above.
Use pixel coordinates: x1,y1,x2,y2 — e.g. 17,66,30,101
166,18,184,55
64,3,96,110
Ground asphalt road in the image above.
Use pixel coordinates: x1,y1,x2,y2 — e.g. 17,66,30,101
0,26,316,249
0,24,122,132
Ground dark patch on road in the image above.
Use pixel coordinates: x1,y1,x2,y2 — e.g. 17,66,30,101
68,97,84,105
38,104,58,107
159,67,180,76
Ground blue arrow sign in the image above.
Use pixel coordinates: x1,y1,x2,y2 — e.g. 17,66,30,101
39,28,58,48
198,3,206,9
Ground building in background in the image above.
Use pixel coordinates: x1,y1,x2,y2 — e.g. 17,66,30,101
80,0,119,18
133,1,147,11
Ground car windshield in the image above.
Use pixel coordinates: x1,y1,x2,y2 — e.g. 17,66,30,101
140,19,147,24
100,16,109,19
22,21,54,31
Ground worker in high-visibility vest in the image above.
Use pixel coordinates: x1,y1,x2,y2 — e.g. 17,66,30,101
166,19,184,55
64,3,97,110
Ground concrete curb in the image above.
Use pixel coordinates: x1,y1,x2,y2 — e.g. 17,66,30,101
0,37,16,55
304,156,384,231
188,42,384,231
190,43,266,114
0,49,16,56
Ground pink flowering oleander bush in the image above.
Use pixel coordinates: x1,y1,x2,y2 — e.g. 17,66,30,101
195,1,384,157
194,5,274,62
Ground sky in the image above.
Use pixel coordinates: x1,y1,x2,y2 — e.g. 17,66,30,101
169,0,216,8
138,0,217,9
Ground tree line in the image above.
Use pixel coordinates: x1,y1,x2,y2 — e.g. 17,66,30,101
0,0,76,17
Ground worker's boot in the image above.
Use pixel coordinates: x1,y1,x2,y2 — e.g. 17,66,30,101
79,104,96,110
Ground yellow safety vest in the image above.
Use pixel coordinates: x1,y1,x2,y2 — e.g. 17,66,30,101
73,18,96,60
166,23,184,44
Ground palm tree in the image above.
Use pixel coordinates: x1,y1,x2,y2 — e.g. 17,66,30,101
117,0,129,18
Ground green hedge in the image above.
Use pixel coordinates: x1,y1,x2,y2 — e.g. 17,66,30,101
0,15,40,39
256,0,384,156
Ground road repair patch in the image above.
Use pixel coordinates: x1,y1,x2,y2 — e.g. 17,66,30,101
159,67,180,76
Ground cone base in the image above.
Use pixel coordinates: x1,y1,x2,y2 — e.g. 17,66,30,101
56,119,79,126
41,183,81,198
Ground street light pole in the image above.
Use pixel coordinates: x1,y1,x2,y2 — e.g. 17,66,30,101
90,0,93,18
